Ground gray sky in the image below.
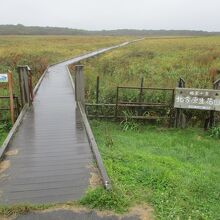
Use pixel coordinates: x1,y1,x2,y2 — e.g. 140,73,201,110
0,0,220,31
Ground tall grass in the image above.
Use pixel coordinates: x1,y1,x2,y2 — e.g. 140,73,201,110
0,35,132,142
83,37,220,103
82,37,220,124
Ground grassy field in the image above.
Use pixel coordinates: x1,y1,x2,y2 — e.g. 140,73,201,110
0,35,132,88
81,120,220,220
79,37,220,219
0,35,132,72
0,36,220,219
81,36,220,125
0,35,132,145
83,36,220,103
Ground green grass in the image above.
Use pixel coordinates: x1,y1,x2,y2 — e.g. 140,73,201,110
81,120,220,220
0,131,7,146
0,122,11,146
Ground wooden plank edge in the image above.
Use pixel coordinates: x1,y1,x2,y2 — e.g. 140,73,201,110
50,41,128,67
49,37,144,67
78,102,112,190
64,38,146,190
49,51,96,67
33,66,49,95
0,104,29,160
67,66,111,190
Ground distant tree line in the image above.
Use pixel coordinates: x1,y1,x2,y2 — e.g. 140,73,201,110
0,24,219,36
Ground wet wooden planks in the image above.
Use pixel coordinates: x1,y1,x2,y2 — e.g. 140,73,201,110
0,60,94,204
0,42,134,205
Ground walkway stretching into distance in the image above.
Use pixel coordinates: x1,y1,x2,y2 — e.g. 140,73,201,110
0,42,132,204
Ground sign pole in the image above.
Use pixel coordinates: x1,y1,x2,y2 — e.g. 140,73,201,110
174,78,186,128
208,78,220,128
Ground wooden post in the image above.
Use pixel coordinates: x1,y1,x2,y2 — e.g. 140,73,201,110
24,70,30,104
26,65,33,103
75,65,85,107
96,76,100,115
17,67,25,107
29,73,34,102
209,82,216,128
138,77,144,116
96,76,100,105
17,65,33,106
174,77,186,128
7,71,15,124
139,77,144,103
115,87,119,119
169,89,175,127
15,96,20,117
208,78,220,128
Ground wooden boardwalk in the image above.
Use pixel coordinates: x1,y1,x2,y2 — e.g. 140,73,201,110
0,44,130,204
0,41,136,204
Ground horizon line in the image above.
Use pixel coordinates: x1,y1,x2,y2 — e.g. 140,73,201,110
0,24,220,33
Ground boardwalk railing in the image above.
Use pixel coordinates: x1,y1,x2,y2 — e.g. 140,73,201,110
85,84,175,125
0,66,49,160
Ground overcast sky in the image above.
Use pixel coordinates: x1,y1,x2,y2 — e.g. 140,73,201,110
0,0,219,31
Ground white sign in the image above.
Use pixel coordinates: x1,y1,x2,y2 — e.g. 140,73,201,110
174,88,220,111
0,74,8,83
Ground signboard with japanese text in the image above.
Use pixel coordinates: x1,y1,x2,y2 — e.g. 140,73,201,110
0,73,8,83
174,88,220,111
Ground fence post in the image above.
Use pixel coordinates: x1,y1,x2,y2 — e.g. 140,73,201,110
209,78,220,128
17,66,25,107
170,89,175,127
15,96,20,118
7,71,15,124
75,65,85,107
138,77,144,116
96,76,100,115
204,78,220,130
17,65,33,106
27,66,34,103
139,77,144,103
174,77,186,128
115,87,119,119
